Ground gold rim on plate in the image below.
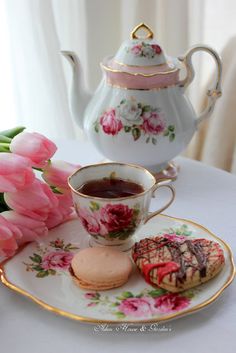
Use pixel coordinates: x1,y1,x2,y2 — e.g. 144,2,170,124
0,214,235,324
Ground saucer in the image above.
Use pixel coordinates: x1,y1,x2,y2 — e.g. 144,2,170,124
0,214,234,324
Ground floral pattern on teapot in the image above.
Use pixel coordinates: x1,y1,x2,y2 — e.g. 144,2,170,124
94,97,176,144
126,42,162,58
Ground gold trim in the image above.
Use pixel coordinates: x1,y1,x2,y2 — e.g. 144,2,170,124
131,23,154,40
68,161,159,201
113,59,174,69
0,214,235,324
101,62,179,76
106,81,177,91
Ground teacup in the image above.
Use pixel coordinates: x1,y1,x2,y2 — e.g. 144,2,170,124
68,162,175,251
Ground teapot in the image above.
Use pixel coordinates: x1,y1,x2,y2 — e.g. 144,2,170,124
62,23,222,172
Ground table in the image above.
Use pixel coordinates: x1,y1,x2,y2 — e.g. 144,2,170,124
1,139,236,353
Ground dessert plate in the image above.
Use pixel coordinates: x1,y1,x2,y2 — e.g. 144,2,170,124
0,214,235,324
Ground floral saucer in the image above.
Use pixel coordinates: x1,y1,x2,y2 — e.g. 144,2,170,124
0,214,234,324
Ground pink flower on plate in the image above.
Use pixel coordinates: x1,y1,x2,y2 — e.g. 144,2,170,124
142,111,166,135
10,132,57,168
100,109,123,136
1,211,48,245
78,207,107,236
0,214,22,259
100,203,133,232
118,297,158,318
42,160,81,193
85,293,98,300
162,233,186,242
131,44,142,56
41,251,73,270
0,153,35,192
154,293,190,313
4,179,58,221
45,194,74,229
151,44,162,54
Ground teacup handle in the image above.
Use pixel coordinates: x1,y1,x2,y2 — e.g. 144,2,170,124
144,180,175,224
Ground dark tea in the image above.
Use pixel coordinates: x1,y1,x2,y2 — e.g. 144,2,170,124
77,178,144,198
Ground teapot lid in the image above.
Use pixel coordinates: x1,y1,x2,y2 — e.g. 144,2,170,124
101,23,179,90
114,23,166,66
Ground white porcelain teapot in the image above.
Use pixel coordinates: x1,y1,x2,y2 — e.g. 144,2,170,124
62,23,222,172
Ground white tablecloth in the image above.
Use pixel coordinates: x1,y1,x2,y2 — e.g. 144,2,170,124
1,139,236,353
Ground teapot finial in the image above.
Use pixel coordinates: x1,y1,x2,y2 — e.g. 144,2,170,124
131,23,154,40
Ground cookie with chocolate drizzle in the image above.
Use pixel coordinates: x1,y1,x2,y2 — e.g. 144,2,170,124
132,234,225,292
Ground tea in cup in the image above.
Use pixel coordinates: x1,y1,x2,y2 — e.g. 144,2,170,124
68,162,175,251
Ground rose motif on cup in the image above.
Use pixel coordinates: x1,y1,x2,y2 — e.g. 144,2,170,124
126,42,162,58
77,201,141,240
94,97,176,144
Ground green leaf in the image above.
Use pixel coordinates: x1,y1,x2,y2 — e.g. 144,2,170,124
163,130,169,136
152,137,157,145
0,146,10,152
131,127,141,141
120,99,126,104
168,125,175,132
121,291,134,298
29,253,42,263
32,265,43,271
145,136,150,143
36,271,48,278
0,126,25,138
169,133,175,142
142,105,151,113
115,311,126,319
48,269,56,275
148,288,166,297
110,302,120,307
124,126,131,133
94,123,99,133
89,201,100,212
182,290,195,299
0,134,11,143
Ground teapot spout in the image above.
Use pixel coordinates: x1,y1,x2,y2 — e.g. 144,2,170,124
61,51,91,130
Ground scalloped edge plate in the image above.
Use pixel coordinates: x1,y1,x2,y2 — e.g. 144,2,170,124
0,214,235,324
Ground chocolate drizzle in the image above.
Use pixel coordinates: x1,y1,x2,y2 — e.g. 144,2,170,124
132,235,208,286
185,240,207,278
167,242,187,283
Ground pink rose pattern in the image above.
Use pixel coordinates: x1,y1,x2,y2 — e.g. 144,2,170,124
23,238,79,278
84,288,194,319
41,251,73,270
127,42,162,58
94,98,176,144
77,201,140,241
99,108,123,136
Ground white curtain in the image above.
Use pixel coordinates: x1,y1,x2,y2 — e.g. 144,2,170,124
1,0,236,172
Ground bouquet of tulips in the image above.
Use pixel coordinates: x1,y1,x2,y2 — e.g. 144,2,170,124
0,127,80,261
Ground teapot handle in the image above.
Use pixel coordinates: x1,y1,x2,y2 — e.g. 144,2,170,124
178,45,222,126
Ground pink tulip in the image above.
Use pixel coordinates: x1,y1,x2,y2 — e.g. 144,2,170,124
0,214,22,259
45,193,74,229
10,132,57,168
4,179,59,221
1,211,48,245
42,160,81,192
0,153,35,192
